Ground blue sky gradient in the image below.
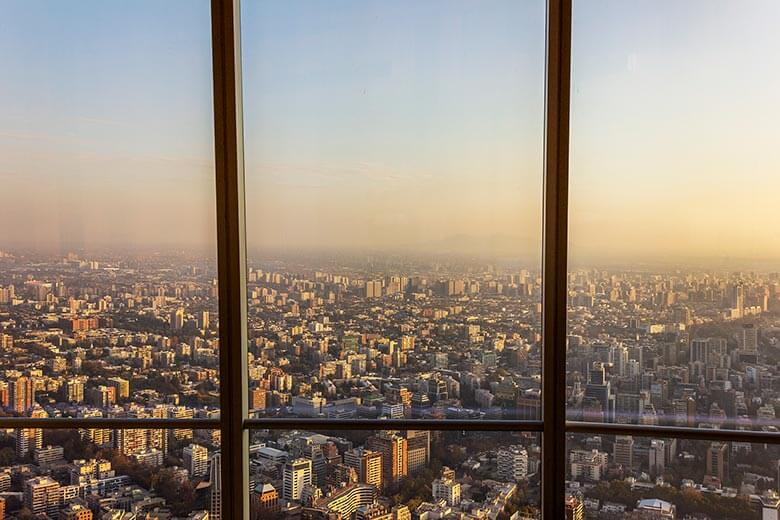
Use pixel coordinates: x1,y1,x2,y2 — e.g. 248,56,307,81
1,1,779,265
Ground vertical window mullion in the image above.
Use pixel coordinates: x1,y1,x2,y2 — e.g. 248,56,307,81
541,0,572,518
211,0,249,518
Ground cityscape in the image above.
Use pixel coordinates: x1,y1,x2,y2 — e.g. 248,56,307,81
0,249,780,518
3,1,780,519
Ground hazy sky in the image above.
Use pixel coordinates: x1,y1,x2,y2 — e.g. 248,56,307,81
0,1,215,253
1,1,779,265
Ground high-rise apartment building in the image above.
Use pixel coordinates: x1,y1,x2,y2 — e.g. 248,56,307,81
16,405,47,457
9,376,34,413
741,323,758,354
405,430,430,475
431,466,461,506
116,429,147,457
366,432,407,484
497,446,529,482
24,476,61,518
184,443,209,478
170,307,185,330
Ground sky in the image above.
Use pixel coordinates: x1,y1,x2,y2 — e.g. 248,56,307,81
1,1,779,266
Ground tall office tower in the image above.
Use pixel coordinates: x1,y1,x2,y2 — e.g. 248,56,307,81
344,448,383,489
741,323,758,354
9,376,34,413
405,430,431,474
497,446,529,482
706,442,728,483
730,283,745,313
689,338,709,364
585,363,615,422
283,458,313,502
170,307,185,330
617,346,629,376
302,444,327,488
565,495,584,520
613,435,634,468
199,310,210,330
648,439,666,476
16,405,47,457
366,432,407,484
183,443,209,478
210,453,222,520
24,476,61,518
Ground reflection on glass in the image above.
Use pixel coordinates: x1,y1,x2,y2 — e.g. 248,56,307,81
0,1,220,414
0,428,218,518
566,433,780,519
242,1,546,422
567,0,780,433
249,429,540,518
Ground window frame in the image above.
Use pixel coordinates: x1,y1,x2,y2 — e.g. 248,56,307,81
3,1,778,519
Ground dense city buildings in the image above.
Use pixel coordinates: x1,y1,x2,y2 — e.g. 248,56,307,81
249,429,540,519
4,248,780,516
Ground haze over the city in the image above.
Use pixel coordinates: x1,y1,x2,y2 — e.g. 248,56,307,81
1,0,779,267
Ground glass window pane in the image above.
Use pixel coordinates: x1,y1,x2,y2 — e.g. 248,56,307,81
0,2,220,413
249,429,540,518
567,433,780,519
0,428,218,518
242,1,546,423
568,0,780,433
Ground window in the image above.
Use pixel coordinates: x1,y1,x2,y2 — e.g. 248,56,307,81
0,1,220,518
566,0,780,516
0,0,219,410
241,0,546,423
0,0,778,519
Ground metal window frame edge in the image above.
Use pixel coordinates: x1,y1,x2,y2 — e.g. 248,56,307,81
542,0,572,518
211,0,249,518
